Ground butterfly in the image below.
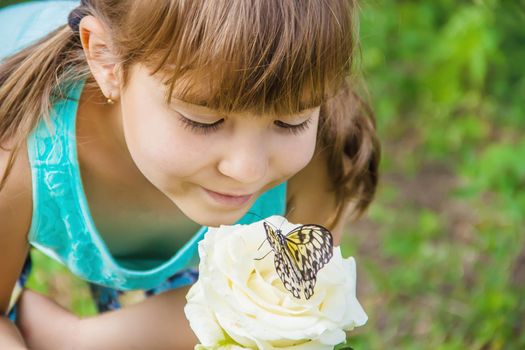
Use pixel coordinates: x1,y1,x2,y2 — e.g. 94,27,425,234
260,221,334,300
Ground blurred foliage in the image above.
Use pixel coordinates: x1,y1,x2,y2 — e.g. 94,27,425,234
0,0,30,7
2,0,524,349
342,0,525,349
26,250,97,316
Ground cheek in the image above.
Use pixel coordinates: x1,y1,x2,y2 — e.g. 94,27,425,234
120,96,207,178
271,127,318,178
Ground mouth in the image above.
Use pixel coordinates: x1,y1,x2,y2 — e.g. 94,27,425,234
203,187,254,207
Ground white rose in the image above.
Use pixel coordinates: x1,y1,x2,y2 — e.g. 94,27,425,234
185,215,367,350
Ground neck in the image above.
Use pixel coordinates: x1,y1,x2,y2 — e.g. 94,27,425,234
76,85,141,186
77,86,127,153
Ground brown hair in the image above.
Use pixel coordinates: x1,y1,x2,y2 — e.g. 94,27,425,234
0,0,380,228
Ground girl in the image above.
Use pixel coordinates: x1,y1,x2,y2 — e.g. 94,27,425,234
0,0,380,348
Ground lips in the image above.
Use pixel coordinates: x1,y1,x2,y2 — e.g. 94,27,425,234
203,187,253,207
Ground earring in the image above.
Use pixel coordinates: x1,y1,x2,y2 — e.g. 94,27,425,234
106,94,115,105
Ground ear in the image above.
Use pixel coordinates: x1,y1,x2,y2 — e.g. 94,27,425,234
79,16,121,101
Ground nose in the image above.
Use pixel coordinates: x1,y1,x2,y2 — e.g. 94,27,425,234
217,136,268,185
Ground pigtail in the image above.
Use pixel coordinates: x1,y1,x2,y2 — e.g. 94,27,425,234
0,11,90,192
318,81,381,228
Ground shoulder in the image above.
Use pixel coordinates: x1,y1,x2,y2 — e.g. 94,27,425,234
0,135,32,206
286,150,350,245
0,137,33,241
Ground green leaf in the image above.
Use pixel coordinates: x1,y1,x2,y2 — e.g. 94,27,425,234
334,341,354,350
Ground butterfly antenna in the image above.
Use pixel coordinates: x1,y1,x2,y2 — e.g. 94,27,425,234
253,249,272,261
282,206,296,228
278,216,287,231
276,206,296,231
285,206,296,218
245,210,265,221
246,211,279,230
256,239,267,252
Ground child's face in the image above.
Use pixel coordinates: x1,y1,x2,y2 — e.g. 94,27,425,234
118,64,320,227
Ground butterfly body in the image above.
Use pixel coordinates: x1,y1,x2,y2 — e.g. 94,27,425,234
262,221,334,300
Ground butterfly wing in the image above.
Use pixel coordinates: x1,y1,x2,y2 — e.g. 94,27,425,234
274,248,303,299
263,221,280,251
284,224,334,281
302,276,316,300
263,222,334,300
281,242,317,300
263,222,303,298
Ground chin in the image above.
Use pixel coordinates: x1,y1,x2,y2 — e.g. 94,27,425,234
197,213,244,228
168,191,256,227
180,205,246,228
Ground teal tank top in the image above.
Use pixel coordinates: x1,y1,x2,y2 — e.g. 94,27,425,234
1,1,287,291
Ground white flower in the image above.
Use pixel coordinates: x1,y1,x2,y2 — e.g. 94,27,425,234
185,215,367,350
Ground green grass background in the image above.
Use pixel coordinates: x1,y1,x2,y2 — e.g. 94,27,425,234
2,0,524,349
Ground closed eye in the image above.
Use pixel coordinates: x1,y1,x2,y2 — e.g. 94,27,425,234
274,117,313,135
176,113,313,136
177,115,224,135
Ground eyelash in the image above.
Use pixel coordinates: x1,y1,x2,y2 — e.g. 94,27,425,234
177,115,312,136
177,116,224,135
273,118,313,135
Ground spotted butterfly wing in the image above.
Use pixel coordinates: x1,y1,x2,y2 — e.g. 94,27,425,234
263,222,302,298
273,243,303,298
283,224,333,281
262,221,334,300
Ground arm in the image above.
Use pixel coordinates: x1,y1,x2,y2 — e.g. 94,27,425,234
0,319,26,349
18,286,198,350
77,286,198,350
0,141,33,349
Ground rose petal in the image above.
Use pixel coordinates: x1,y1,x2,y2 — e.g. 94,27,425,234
184,285,225,346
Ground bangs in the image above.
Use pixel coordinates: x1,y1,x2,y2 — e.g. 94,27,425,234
125,0,356,115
